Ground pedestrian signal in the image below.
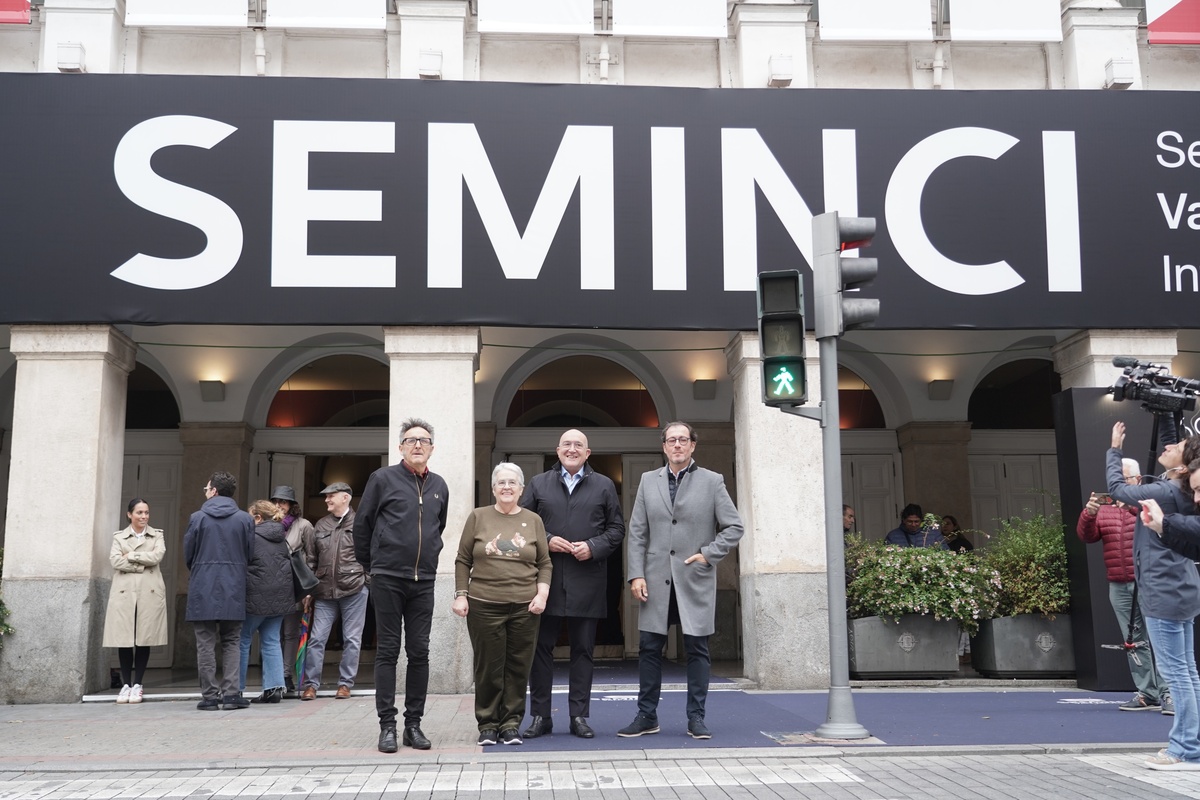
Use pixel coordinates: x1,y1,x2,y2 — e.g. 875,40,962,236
756,270,806,407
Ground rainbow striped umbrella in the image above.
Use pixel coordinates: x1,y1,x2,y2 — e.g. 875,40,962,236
295,609,311,686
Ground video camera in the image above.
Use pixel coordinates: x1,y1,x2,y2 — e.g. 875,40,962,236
1108,357,1200,414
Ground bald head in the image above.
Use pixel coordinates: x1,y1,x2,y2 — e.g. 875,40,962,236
556,429,591,475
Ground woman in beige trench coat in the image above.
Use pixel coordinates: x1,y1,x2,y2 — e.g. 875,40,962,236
102,498,168,704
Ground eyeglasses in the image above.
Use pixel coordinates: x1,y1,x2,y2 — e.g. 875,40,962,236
558,441,586,451
494,479,520,488
664,436,693,446
401,437,433,447
202,485,213,494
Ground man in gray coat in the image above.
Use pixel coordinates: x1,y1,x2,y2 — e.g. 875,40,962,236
184,470,255,711
619,421,744,740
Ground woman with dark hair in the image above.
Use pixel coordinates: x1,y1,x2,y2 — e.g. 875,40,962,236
940,515,973,552
102,498,168,704
238,500,295,705
1108,420,1200,770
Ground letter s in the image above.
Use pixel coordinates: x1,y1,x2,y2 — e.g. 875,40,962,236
110,116,243,290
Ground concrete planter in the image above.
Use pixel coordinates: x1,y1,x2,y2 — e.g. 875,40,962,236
848,614,960,679
971,614,1075,678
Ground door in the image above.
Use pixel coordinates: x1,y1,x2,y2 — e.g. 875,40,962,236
118,454,182,668
249,452,305,505
841,454,898,542
969,454,1060,535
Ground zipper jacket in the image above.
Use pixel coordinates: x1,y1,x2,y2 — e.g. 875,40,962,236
305,507,364,599
354,462,449,581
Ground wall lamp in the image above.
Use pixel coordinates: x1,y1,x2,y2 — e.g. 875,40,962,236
199,380,226,402
418,50,443,80
768,55,793,88
692,379,717,401
57,42,86,73
927,379,954,401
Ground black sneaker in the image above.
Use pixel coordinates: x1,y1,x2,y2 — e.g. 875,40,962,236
222,694,250,710
617,713,660,738
1119,693,1161,712
687,716,711,739
196,698,221,711
499,728,523,745
477,729,498,746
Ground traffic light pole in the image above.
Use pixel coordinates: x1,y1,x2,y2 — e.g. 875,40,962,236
782,334,870,740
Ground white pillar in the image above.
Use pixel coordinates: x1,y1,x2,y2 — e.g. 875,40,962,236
1051,329,1178,390
730,1,813,90
1060,0,1142,90
392,0,467,80
383,325,479,693
726,331,830,689
40,0,125,74
0,325,136,702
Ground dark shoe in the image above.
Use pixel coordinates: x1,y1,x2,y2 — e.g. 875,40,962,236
222,694,250,710
282,687,299,700
499,728,523,745
301,686,317,701
617,713,660,738
522,715,553,738
1119,693,1161,712
687,716,712,739
251,687,284,704
403,725,432,750
336,685,352,699
378,727,398,754
1163,694,1176,716
569,717,595,739
477,729,498,746
196,698,221,711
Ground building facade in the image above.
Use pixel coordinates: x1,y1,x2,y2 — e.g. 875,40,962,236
1,0,1198,701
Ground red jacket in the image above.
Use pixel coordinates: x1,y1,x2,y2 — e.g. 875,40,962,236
1076,504,1138,583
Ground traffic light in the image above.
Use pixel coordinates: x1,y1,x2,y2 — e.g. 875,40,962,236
756,269,806,406
812,211,880,339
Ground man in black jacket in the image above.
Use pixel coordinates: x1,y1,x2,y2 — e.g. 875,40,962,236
354,418,449,754
520,429,625,739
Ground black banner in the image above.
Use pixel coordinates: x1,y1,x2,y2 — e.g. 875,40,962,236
1,73,1198,330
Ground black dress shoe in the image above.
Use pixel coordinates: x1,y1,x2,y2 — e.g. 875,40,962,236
222,694,250,710
403,725,432,750
522,715,553,738
251,687,283,704
378,727,398,753
569,716,595,738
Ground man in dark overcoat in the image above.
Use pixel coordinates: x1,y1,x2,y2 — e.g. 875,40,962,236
520,428,625,739
185,470,255,711
621,421,743,740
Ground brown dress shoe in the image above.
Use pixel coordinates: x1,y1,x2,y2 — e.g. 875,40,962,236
336,685,352,699
301,686,317,701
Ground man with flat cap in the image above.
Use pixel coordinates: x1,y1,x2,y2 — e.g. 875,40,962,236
271,485,314,698
300,481,367,701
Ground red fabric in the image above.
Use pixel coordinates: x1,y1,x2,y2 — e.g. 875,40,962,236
1076,504,1138,583
0,0,30,25
1150,0,1200,45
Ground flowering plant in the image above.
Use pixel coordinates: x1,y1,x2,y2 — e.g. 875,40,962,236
845,534,1000,635
984,511,1070,618
0,548,13,648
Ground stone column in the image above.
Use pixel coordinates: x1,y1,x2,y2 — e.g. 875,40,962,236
384,326,479,693
392,0,468,80
726,332,830,689
1051,329,1178,390
1060,1,1142,90
730,1,813,90
39,0,125,74
895,421,973,527
172,422,256,669
0,325,136,702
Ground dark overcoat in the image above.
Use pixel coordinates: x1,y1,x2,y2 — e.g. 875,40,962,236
184,495,255,622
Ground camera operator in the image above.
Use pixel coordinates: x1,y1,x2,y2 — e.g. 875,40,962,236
1107,420,1200,771
1077,459,1167,713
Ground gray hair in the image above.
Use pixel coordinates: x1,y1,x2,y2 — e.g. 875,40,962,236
1121,458,1141,477
400,417,434,441
491,462,525,488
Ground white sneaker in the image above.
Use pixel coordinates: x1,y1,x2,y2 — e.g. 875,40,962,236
116,684,131,704
129,684,143,704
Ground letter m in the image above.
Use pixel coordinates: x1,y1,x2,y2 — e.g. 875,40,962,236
428,123,614,289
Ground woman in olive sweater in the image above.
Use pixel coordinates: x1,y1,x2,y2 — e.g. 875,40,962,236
453,463,551,746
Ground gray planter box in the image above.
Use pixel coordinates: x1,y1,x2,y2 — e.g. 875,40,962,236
848,614,960,679
971,614,1075,678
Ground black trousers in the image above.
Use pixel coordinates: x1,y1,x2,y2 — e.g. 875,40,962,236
371,574,435,729
467,599,539,731
528,614,599,719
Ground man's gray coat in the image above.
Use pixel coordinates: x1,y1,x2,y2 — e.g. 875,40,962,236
626,464,744,637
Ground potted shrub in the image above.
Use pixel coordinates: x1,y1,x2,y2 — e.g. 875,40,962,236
845,532,1000,678
972,511,1074,677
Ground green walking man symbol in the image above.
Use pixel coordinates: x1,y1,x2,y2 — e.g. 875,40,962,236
772,366,795,397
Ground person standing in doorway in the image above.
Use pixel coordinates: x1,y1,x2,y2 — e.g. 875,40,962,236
354,418,449,754
842,505,856,535
300,482,367,702
271,485,314,699
885,504,946,549
520,429,625,740
185,471,255,711
620,421,744,740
